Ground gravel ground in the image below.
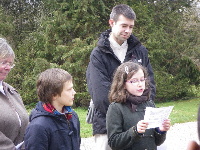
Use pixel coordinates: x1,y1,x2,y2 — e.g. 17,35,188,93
80,122,199,150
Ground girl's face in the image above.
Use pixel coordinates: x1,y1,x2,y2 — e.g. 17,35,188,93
125,68,146,96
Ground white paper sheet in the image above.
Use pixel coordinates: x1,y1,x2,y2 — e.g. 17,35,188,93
144,106,174,129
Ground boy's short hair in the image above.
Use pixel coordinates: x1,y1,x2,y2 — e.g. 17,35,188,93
37,68,72,103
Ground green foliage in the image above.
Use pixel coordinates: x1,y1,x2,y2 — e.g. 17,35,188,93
0,0,44,43
1,0,200,106
61,38,96,106
154,71,195,101
0,7,15,40
130,1,200,102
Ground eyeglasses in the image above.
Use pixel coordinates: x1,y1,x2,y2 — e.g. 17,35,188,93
126,78,147,84
0,61,15,68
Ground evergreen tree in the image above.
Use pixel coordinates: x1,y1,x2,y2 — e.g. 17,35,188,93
0,0,199,105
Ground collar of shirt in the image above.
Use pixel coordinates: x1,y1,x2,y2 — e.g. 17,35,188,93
109,35,128,49
109,35,128,63
0,81,5,95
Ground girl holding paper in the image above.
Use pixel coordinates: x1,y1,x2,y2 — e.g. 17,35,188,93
106,62,171,150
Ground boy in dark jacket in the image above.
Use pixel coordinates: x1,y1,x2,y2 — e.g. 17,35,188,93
24,68,81,150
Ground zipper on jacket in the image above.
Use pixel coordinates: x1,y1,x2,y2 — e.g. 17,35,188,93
66,119,74,149
66,120,73,135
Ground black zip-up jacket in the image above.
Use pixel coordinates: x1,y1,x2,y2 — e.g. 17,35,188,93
86,29,156,135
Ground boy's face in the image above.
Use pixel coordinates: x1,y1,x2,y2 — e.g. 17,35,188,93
109,14,134,45
52,80,76,112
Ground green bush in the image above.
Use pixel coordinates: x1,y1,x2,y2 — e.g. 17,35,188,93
155,71,196,102
1,0,200,106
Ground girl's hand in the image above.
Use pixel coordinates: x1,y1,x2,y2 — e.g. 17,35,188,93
137,120,149,133
159,119,171,131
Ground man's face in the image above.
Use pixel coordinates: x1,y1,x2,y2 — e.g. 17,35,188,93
109,15,135,45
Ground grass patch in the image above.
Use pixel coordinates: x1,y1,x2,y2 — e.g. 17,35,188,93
73,107,93,138
156,98,200,125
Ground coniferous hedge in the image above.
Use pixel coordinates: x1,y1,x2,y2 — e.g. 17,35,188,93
0,0,199,106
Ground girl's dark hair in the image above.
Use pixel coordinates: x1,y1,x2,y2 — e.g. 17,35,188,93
109,62,149,103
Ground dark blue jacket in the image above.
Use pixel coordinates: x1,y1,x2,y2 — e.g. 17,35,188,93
86,29,156,135
24,101,81,150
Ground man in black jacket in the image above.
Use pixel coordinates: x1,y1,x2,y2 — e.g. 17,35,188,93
86,4,156,150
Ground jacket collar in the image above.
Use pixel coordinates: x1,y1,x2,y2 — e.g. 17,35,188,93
97,29,141,54
1,82,17,95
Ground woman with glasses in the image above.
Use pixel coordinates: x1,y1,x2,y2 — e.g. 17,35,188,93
106,62,171,150
0,38,28,150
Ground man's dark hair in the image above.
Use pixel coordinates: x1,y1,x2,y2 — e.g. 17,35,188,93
110,4,136,22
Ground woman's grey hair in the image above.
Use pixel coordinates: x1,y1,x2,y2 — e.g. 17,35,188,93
0,38,15,59
110,4,136,22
